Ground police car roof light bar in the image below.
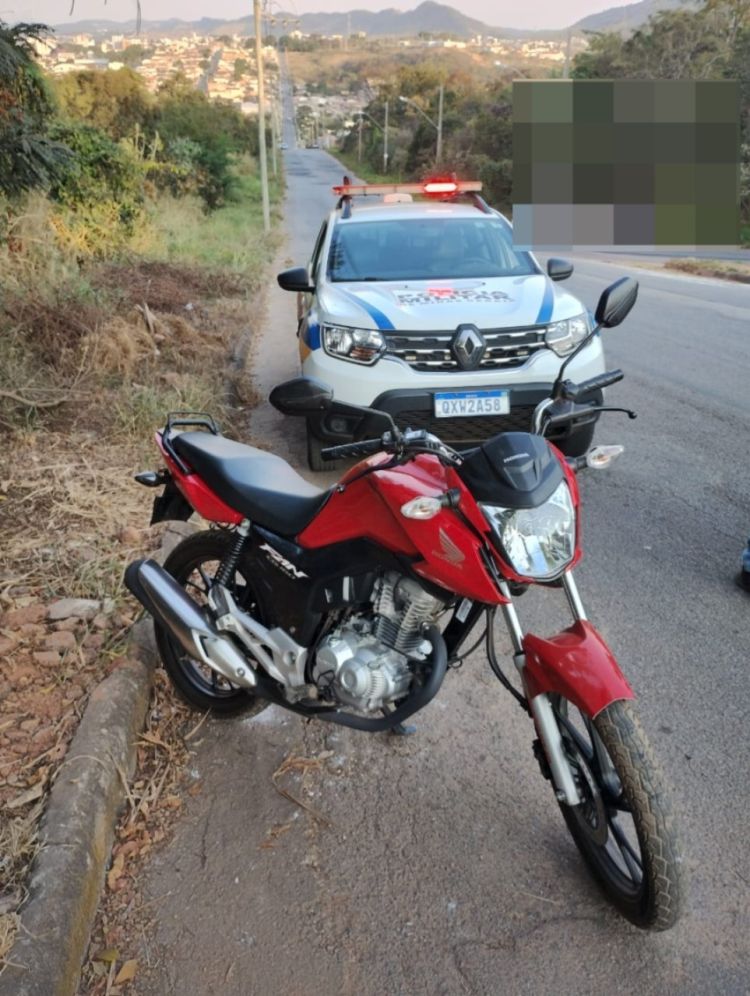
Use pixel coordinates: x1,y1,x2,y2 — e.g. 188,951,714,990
333,177,490,217
332,178,483,198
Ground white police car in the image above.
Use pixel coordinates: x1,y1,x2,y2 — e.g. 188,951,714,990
278,178,606,470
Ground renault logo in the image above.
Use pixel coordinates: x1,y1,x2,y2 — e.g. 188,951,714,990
452,325,486,371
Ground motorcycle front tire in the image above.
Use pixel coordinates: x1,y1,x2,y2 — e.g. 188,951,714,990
555,698,685,931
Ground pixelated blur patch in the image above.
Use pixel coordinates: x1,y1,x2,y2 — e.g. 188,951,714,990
512,80,740,249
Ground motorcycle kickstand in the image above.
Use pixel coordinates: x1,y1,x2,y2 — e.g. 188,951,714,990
382,707,417,737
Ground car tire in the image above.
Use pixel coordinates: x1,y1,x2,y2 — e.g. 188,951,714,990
307,424,338,472
557,420,596,458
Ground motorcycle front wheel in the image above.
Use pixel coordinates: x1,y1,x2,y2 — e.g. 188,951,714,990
552,697,685,930
155,529,268,718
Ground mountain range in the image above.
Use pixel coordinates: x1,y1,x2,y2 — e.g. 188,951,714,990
573,0,697,32
53,0,690,39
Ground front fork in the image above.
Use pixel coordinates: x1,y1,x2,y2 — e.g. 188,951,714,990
498,574,583,807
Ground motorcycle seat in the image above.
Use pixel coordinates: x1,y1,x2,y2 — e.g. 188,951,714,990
172,432,330,535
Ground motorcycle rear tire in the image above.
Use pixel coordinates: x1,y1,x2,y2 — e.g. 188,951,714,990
155,530,268,718
555,698,685,931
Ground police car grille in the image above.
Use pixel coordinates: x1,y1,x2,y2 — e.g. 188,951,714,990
395,406,538,443
386,327,547,371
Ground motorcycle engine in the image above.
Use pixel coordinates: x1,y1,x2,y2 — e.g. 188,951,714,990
311,572,444,713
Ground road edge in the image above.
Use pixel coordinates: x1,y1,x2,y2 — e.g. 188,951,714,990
0,629,155,996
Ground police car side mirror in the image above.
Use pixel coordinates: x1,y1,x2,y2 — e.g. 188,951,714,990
269,377,333,415
278,266,314,293
547,258,574,281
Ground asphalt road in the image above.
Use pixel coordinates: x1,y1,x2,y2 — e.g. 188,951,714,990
135,99,750,994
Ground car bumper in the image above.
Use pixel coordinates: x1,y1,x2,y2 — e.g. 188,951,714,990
309,382,603,448
304,343,605,447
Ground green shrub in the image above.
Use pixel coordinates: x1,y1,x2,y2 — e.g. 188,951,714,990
47,122,144,231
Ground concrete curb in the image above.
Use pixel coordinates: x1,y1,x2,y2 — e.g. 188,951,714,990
0,522,196,995
0,641,154,996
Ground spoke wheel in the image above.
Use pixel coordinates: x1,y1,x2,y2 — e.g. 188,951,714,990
552,697,685,930
155,530,268,717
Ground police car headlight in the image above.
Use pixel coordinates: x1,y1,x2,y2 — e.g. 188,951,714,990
545,314,589,357
322,325,386,365
481,481,576,580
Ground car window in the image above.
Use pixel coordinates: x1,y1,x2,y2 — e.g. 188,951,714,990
328,217,537,282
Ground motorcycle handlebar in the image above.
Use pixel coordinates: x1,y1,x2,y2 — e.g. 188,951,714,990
562,369,624,402
320,438,383,460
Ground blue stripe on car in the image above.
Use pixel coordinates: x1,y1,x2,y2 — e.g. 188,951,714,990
307,322,321,349
340,290,396,330
535,279,554,324
301,320,321,349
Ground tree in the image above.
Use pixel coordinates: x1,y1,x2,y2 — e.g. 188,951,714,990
154,78,257,208
0,20,70,197
54,67,153,140
571,0,750,224
119,44,151,68
233,57,250,81
47,121,143,228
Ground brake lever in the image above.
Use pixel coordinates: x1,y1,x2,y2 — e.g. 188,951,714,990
599,406,637,420
543,404,637,429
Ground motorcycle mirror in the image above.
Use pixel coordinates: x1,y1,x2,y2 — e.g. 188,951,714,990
547,257,574,282
277,266,315,293
269,377,333,415
594,277,639,328
551,275,638,401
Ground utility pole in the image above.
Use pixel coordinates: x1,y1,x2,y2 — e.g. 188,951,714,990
357,112,363,162
254,0,271,233
383,98,389,173
436,84,444,164
271,98,278,176
563,29,572,80
398,88,443,165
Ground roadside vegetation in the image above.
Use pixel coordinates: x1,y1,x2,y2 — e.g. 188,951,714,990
328,0,750,243
0,20,281,968
286,41,502,99
664,257,750,281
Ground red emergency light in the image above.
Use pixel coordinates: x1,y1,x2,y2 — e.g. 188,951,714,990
332,177,482,198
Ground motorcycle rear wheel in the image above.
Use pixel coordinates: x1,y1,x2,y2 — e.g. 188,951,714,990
155,530,268,718
552,697,685,930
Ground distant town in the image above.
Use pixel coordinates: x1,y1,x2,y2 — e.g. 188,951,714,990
34,29,586,120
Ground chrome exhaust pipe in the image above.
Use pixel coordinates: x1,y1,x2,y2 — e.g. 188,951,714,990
125,559,257,690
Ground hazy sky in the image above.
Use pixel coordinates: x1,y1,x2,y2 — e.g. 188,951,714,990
8,0,634,32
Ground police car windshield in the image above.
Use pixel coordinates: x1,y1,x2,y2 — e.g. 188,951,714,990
328,216,536,282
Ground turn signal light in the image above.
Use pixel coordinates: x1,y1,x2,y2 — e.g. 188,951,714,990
401,496,443,519
586,445,624,469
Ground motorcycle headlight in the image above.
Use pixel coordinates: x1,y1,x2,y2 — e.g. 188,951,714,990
322,324,386,365
545,313,589,357
481,481,576,580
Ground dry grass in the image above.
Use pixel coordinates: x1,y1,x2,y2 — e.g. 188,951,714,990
91,260,248,313
665,257,750,283
0,168,274,972
0,801,42,965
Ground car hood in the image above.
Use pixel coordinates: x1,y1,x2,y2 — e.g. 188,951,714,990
317,275,584,332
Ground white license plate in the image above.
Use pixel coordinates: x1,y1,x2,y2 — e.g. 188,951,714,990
433,390,510,418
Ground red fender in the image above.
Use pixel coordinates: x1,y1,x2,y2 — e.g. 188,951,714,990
522,620,634,719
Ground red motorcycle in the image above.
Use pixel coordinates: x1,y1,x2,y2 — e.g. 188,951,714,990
126,276,684,930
